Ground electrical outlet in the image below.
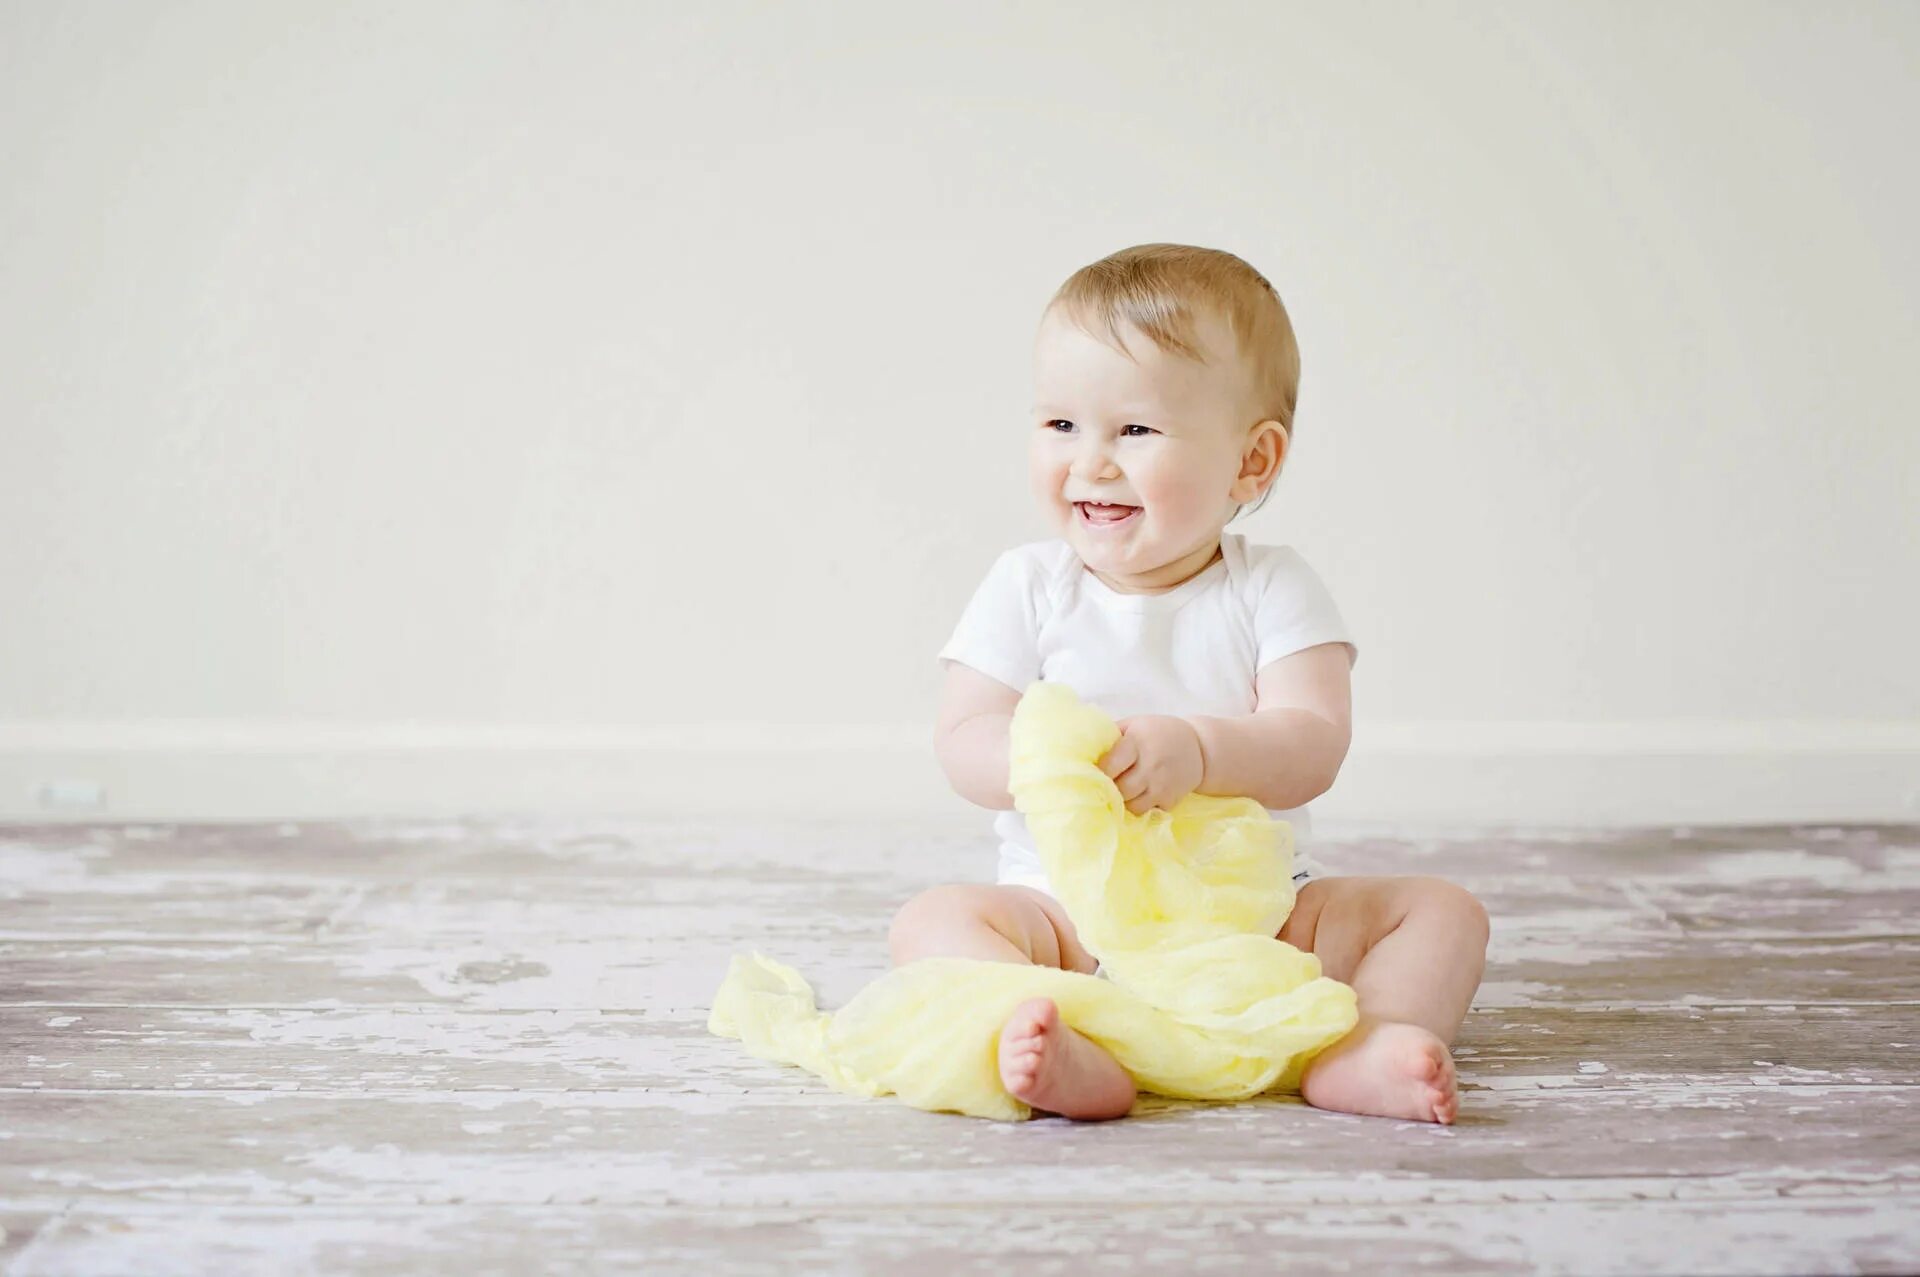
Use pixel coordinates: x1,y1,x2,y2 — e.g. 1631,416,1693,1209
38,780,107,811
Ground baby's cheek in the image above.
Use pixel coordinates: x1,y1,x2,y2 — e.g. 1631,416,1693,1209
1146,481,1209,527
1152,458,1210,500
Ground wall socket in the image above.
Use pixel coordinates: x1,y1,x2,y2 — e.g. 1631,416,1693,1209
38,780,108,811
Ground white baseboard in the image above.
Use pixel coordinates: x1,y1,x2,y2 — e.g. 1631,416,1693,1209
1,720,1916,825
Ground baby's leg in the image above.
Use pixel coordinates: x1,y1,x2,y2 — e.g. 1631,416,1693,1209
888,884,1134,1120
888,883,1099,971
1278,876,1490,1125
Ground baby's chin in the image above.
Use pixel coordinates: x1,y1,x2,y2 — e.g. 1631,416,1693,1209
1066,519,1158,568
1065,511,1234,577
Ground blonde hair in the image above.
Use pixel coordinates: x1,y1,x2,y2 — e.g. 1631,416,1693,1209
1045,243,1301,521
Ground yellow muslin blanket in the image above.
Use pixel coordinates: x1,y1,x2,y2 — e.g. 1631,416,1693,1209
706,679,1359,1121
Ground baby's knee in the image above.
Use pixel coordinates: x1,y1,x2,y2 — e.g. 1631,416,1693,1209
1412,877,1490,949
887,883,995,962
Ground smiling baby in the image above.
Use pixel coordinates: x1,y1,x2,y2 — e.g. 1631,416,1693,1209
894,243,1490,1124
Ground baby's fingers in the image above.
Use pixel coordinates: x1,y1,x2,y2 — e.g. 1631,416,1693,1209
1114,769,1155,815
1098,736,1137,778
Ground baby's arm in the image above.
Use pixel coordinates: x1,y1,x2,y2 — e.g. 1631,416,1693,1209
1190,641,1353,811
933,661,1022,810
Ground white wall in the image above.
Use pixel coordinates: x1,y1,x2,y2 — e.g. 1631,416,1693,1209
2,1,1915,825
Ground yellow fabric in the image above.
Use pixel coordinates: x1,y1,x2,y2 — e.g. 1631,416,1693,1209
707,679,1359,1121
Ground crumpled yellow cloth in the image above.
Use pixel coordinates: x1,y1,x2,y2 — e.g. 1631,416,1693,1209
707,679,1358,1121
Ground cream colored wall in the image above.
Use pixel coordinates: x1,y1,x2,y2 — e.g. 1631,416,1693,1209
2,2,1915,824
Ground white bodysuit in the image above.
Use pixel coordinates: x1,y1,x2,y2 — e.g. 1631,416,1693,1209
937,532,1359,897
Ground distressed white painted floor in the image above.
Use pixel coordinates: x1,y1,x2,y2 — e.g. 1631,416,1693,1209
1,817,1916,1275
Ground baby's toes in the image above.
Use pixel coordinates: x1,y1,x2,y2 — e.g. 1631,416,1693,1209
1430,1078,1460,1125
1394,1034,1450,1097
999,998,1054,1055
1010,997,1056,1039
1431,1056,1460,1124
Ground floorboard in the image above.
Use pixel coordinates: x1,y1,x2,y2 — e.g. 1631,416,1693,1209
2,818,1916,1274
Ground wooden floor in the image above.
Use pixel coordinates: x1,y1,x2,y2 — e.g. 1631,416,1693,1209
1,817,1916,1275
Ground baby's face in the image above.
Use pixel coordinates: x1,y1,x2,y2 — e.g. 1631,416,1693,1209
1029,305,1276,587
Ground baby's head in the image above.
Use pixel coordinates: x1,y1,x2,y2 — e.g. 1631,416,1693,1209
1030,243,1300,591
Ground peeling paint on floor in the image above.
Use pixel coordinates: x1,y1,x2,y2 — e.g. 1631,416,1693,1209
0,818,1915,1273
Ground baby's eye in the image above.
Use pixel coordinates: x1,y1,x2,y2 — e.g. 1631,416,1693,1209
1044,420,1156,437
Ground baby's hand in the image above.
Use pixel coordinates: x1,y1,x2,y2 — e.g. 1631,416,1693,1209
1098,715,1205,816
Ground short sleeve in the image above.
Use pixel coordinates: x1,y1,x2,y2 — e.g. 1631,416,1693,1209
1252,547,1359,673
937,549,1042,694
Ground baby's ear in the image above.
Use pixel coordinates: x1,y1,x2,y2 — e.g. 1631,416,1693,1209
1234,420,1288,496
1255,419,1289,464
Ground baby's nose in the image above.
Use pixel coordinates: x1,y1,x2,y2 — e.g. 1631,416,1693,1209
1071,443,1118,476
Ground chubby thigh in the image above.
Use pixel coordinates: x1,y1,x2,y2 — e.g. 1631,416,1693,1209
890,882,1102,974
1277,875,1492,984
1029,874,1446,986
897,876,1484,1013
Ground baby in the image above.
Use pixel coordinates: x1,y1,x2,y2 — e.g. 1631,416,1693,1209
893,243,1490,1124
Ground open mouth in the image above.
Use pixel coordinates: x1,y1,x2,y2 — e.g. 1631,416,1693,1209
1076,502,1141,529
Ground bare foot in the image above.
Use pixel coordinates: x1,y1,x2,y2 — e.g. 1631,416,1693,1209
1299,1018,1459,1124
998,997,1136,1121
